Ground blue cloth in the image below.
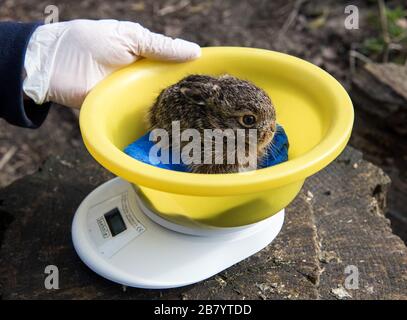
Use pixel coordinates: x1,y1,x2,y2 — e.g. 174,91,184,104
0,22,50,128
124,125,289,172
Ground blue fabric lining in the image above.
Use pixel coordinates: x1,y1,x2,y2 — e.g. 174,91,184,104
124,124,289,172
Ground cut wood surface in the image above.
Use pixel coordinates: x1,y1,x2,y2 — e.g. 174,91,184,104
0,146,406,299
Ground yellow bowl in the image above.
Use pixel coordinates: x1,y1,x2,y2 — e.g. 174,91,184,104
80,47,354,228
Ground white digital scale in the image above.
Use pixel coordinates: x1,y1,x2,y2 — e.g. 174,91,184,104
72,177,285,289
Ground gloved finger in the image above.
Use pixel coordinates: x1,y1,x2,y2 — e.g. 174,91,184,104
119,22,201,61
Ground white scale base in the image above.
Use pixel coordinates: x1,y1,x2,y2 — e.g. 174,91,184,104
72,177,285,289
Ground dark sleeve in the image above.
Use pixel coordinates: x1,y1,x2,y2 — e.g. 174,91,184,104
0,22,51,128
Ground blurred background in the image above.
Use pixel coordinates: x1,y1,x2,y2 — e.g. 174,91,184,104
1,0,406,241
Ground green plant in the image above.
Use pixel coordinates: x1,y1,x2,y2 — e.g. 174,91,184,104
362,4,407,62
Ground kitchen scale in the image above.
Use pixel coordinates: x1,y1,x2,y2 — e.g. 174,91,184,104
72,177,285,289
72,47,354,289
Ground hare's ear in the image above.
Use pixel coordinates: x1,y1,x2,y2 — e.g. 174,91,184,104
180,87,206,106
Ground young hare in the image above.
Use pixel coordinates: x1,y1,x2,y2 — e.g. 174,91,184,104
148,74,277,174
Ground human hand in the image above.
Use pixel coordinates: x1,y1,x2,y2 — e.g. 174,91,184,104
23,19,201,108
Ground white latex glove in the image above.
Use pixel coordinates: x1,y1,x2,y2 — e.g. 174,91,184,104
23,19,201,108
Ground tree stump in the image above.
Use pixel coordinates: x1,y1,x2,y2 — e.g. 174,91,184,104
0,146,406,299
350,62,407,242
352,63,407,135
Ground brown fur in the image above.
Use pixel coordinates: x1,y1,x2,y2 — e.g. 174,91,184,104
148,74,276,174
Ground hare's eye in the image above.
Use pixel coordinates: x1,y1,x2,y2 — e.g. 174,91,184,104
241,114,257,127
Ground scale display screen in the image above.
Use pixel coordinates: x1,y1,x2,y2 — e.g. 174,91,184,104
104,208,127,237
